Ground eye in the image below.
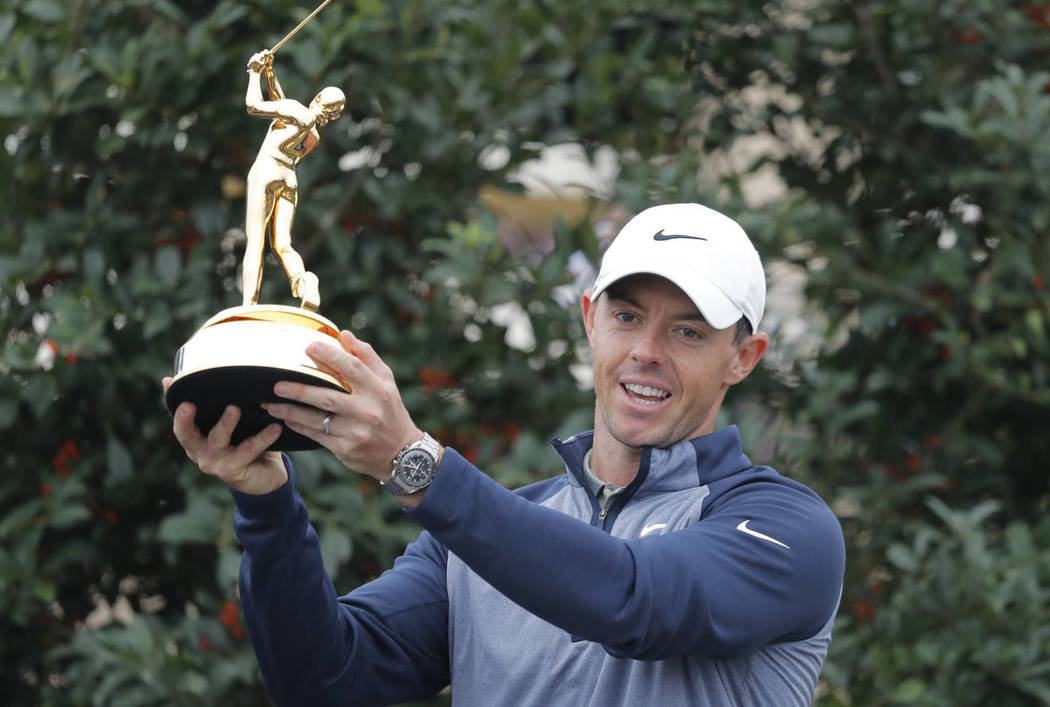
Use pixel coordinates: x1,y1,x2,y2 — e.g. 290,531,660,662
614,311,639,324
676,326,703,340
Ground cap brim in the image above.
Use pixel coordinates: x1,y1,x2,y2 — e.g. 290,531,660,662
592,261,743,330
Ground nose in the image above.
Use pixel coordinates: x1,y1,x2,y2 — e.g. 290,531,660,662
629,325,664,366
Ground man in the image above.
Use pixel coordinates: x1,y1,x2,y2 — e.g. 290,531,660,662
240,49,345,311
167,203,845,706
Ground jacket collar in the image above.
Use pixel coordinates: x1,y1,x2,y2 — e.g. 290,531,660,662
551,425,753,493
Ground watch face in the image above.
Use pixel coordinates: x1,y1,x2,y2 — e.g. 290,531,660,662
397,449,435,487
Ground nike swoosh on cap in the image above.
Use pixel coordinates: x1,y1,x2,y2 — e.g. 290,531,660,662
736,520,790,549
653,229,708,242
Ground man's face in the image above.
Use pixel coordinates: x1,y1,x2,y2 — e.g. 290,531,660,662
583,274,763,452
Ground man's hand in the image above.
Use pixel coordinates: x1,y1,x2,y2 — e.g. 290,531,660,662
164,377,288,496
261,331,425,484
247,49,273,73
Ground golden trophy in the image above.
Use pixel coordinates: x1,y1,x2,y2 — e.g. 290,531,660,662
166,1,346,450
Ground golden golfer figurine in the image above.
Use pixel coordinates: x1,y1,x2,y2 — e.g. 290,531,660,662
242,48,345,310
166,1,349,451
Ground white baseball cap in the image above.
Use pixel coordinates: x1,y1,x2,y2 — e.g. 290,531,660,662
591,203,765,331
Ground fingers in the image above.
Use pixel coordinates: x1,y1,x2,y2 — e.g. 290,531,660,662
300,332,396,398
174,404,240,461
264,401,341,454
206,405,240,451
272,379,352,417
272,334,415,479
263,399,334,432
226,422,283,469
172,402,205,459
169,396,288,493
339,330,395,382
305,339,368,388
281,417,334,449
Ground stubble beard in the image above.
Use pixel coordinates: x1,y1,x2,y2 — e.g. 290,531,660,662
595,396,679,454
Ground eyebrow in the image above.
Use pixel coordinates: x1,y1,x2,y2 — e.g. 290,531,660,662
605,288,709,324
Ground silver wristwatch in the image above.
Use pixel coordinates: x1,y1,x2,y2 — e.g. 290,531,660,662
382,433,441,497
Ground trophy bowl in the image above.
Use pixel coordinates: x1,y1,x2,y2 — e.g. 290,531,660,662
165,305,347,451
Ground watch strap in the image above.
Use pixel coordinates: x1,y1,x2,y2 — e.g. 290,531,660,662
381,474,417,497
382,432,440,497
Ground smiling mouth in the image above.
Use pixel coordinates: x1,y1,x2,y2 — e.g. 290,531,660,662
623,382,671,406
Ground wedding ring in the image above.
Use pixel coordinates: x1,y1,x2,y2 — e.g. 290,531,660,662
321,412,334,435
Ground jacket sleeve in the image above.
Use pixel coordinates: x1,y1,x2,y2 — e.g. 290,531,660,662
409,448,844,661
232,457,450,707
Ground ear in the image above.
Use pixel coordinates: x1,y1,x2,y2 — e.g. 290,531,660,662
581,289,597,346
725,332,768,385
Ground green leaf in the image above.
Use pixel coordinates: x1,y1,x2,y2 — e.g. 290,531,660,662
0,14,15,46
1025,308,1045,339
154,246,181,287
0,499,46,538
892,678,926,702
82,247,106,285
16,36,41,85
216,545,241,589
21,0,65,23
0,84,21,117
886,543,916,572
177,670,210,696
0,399,17,430
106,436,134,487
48,504,91,529
319,527,352,573
52,51,92,103
157,498,223,545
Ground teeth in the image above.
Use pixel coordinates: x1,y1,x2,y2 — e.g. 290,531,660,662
625,383,670,403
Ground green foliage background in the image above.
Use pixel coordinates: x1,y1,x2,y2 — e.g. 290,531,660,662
1,0,1047,705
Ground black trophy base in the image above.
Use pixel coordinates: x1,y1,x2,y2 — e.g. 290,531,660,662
165,365,343,451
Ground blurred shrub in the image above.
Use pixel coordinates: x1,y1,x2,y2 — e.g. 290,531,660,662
0,1,696,704
682,1,1050,702
2,0,1048,705
824,500,1050,706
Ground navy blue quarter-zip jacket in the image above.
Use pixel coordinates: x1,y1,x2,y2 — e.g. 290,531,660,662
233,426,845,706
